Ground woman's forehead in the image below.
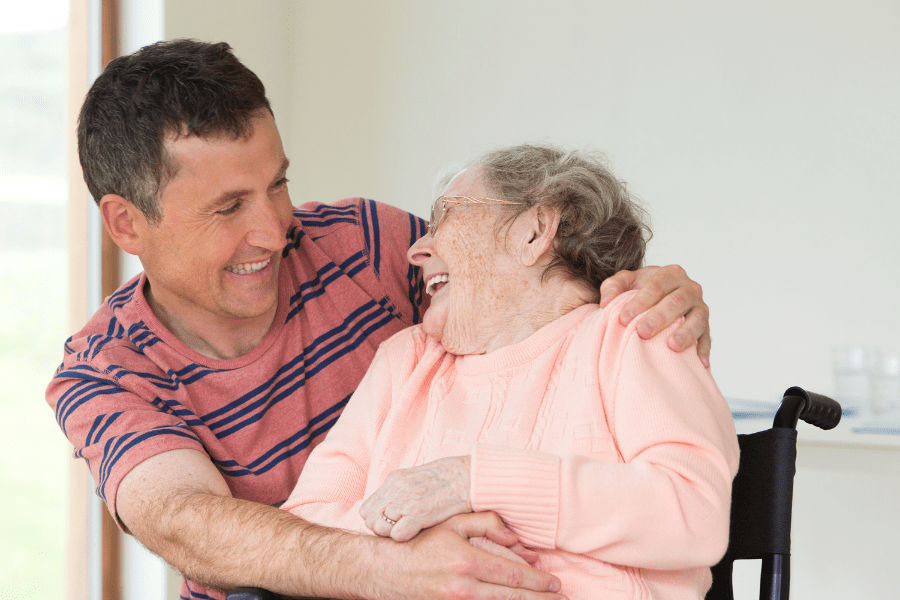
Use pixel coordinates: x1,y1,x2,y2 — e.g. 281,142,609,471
444,167,488,196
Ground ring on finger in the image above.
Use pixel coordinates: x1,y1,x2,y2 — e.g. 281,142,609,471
381,513,397,526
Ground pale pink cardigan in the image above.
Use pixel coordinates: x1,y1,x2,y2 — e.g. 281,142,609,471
283,294,740,599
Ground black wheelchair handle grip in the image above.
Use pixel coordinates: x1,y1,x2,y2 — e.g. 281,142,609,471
777,386,842,431
800,390,842,430
226,588,278,600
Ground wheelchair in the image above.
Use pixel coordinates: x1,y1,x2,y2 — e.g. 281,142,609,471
706,386,841,600
227,386,842,600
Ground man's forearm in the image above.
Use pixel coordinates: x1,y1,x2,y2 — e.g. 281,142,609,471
117,450,562,599
142,491,379,598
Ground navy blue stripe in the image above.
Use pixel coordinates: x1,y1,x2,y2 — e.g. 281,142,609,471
55,377,121,434
367,199,381,276
149,396,207,428
107,277,141,310
361,199,372,274
206,306,388,438
286,253,361,309
59,385,123,435
204,300,386,433
215,413,340,477
97,426,198,499
212,309,394,444
407,213,426,323
55,377,98,427
63,335,75,355
213,396,349,476
284,253,367,323
298,204,357,218
87,318,122,359
300,216,358,228
85,411,123,447
60,358,221,394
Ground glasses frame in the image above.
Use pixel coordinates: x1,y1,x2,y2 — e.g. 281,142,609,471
428,195,524,237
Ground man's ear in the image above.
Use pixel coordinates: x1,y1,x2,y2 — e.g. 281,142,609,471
99,194,146,256
520,205,560,267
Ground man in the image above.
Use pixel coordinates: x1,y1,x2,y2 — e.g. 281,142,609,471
48,40,711,600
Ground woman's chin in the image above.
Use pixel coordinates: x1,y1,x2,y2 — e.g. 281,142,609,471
422,313,443,342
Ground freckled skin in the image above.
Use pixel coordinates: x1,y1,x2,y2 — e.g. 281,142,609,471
408,169,569,355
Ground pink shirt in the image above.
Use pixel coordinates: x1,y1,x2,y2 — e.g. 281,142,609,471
284,295,740,600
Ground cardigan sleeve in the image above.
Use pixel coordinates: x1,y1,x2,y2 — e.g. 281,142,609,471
470,305,739,570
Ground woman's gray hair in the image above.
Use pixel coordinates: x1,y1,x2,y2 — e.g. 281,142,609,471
437,143,651,290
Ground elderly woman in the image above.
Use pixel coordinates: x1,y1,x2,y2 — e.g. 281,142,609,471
283,144,739,600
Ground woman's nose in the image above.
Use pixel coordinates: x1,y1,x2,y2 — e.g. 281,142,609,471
407,233,434,266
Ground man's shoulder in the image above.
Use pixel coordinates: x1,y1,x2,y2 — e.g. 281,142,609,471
58,275,163,373
293,198,363,234
292,198,421,250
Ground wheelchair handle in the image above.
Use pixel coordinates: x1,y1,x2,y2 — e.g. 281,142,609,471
226,588,277,600
774,386,842,431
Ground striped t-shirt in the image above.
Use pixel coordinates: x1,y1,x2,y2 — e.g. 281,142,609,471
47,197,427,533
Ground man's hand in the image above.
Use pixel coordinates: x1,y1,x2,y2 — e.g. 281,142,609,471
360,456,472,542
599,264,711,367
379,512,563,600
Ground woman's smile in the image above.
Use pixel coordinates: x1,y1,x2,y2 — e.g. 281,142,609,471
425,273,450,296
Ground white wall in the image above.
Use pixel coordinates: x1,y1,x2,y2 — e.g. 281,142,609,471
283,0,900,408
164,0,900,407
158,1,900,598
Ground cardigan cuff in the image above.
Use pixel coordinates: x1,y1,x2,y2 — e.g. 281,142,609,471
470,443,560,548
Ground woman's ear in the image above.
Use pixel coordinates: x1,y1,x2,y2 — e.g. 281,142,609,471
520,205,560,267
99,194,147,256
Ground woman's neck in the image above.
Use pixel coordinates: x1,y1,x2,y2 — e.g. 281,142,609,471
480,276,597,354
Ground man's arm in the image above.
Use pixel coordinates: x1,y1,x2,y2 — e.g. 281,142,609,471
117,448,563,599
599,264,711,366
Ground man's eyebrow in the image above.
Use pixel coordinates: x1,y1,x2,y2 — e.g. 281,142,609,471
274,158,290,181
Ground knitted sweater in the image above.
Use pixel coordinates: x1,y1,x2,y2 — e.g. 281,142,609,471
283,295,740,600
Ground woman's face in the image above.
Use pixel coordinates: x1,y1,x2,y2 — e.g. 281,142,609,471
407,169,534,354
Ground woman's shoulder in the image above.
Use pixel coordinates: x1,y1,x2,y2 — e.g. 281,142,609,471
575,290,638,336
597,289,640,323
574,289,675,359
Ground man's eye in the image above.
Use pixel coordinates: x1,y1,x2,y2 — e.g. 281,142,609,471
272,177,289,190
217,201,242,216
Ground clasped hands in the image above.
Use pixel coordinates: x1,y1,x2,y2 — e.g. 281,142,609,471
360,456,542,566
360,455,473,542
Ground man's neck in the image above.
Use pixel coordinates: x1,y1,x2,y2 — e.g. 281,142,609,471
145,284,277,361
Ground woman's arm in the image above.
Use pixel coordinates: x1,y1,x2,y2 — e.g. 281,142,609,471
472,318,739,569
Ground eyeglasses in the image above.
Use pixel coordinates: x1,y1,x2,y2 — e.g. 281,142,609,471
427,195,524,237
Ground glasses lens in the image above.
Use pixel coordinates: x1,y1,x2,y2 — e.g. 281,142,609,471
429,197,443,235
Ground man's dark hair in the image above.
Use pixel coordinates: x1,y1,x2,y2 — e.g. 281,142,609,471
77,39,272,223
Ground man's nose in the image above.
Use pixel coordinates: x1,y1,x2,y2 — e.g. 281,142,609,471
245,195,289,250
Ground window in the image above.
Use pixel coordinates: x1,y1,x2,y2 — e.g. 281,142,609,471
0,1,71,598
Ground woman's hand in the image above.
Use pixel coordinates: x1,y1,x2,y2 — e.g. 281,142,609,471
599,264,711,366
360,456,472,542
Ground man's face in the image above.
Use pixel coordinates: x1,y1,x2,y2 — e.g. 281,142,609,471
135,111,294,336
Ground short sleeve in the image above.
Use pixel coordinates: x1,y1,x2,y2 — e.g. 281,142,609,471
47,342,205,529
